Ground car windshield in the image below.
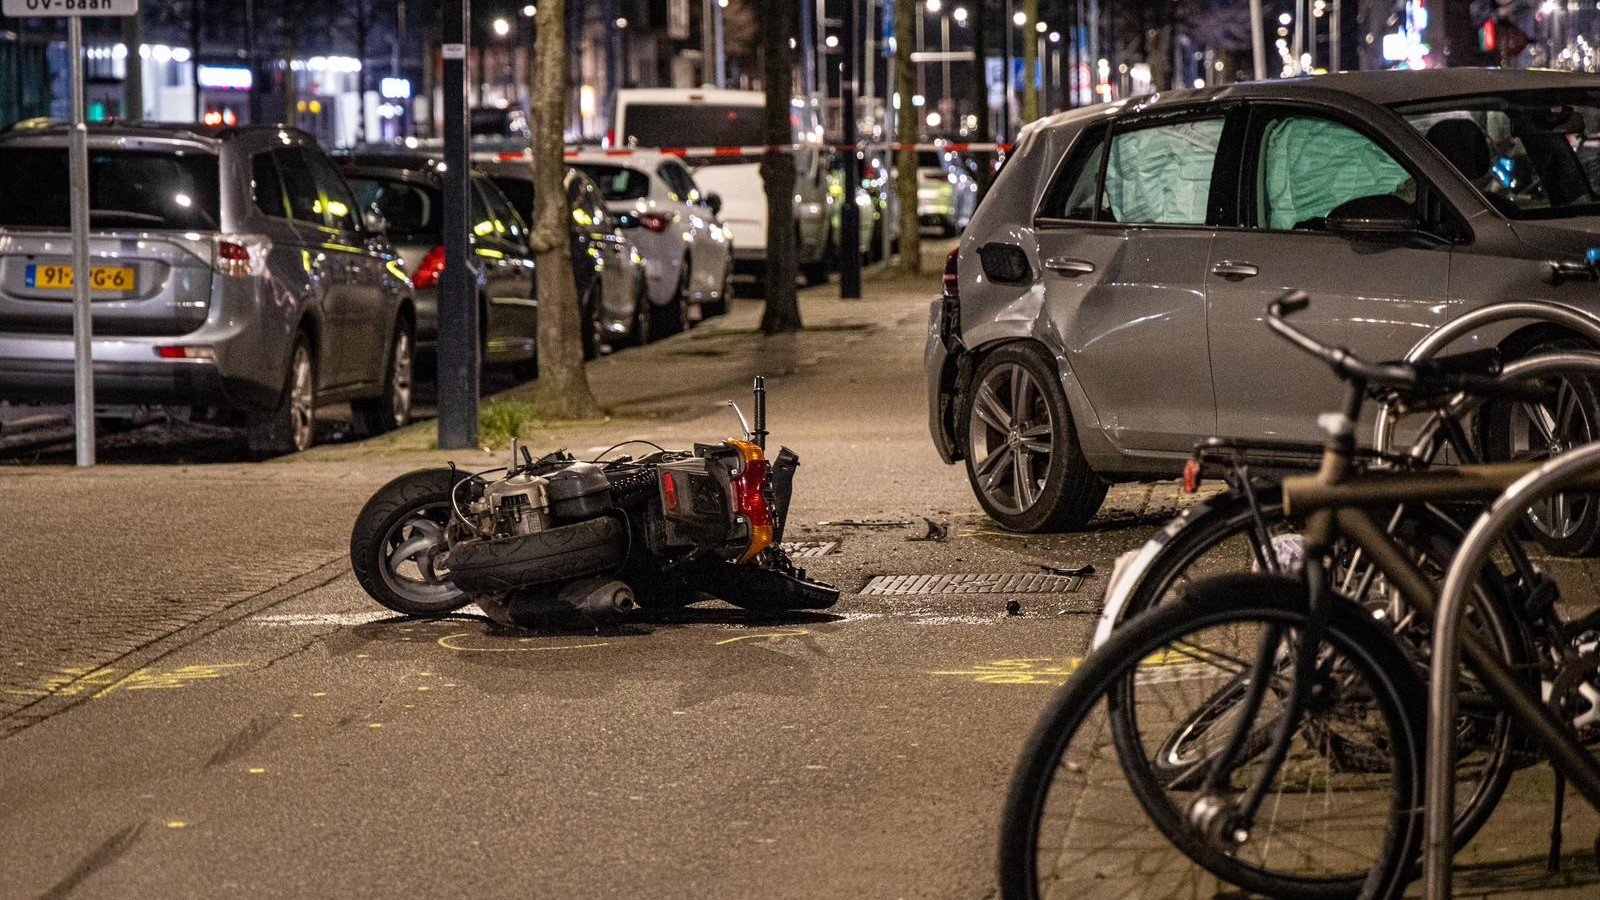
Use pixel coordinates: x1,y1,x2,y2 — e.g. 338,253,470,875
1393,90,1600,219
621,103,765,148
349,176,439,240
572,164,651,201
0,147,221,230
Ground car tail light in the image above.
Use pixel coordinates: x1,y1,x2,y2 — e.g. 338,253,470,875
214,234,270,277
155,345,215,360
639,212,674,233
940,246,961,345
726,439,774,563
604,129,615,149
413,245,446,290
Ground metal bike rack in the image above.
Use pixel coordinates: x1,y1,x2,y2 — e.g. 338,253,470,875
1425,438,1600,900
1375,301,1600,454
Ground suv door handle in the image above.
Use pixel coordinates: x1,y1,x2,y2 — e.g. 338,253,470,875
1211,261,1259,279
1043,257,1096,276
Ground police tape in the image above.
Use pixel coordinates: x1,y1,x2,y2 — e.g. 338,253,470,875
479,141,1012,163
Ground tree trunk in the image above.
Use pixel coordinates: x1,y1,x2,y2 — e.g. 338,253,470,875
1021,0,1038,122
757,0,801,334
893,0,921,276
526,0,601,419
122,11,143,120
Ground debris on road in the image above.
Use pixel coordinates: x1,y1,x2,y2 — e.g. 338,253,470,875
819,519,914,528
906,518,949,542
1005,600,1022,616
1039,563,1095,577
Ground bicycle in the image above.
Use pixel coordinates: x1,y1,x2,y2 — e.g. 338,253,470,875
1000,292,1600,900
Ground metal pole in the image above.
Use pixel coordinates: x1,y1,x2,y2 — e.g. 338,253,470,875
1330,0,1341,72
702,0,714,86
437,0,478,449
121,9,143,120
714,0,726,88
840,0,862,299
1249,0,1266,79
1001,0,1012,141
68,16,94,468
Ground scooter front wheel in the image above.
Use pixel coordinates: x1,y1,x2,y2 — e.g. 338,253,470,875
350,468,472,616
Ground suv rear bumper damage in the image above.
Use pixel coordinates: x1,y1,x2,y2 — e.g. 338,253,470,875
925,301,967,465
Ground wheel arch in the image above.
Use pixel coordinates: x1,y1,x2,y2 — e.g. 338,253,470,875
1496,322,1598,360
942,336,1107,465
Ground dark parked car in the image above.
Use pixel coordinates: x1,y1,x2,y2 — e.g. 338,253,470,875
931,68,1600,552
0,123,415,456
480,162,650,354
341,154,538,373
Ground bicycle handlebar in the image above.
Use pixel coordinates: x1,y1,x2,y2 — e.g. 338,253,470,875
1266,291,1547,404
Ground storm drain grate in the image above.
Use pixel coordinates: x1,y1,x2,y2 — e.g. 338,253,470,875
860,573,1082,596
780,540,839,558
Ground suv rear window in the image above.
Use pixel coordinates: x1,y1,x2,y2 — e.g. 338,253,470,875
0,147,221,231
573,164,651,201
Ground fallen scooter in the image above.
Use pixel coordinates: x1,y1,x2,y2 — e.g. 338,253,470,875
349,377,839,626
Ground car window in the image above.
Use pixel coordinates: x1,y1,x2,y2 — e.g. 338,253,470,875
490,175,534,224
658,162,698,203
1038,127,1107,221
272,149,328,228
1103,118,1224,225
0,147,221,230
1395,91,1600,219
469,181,495,239
300,149,363,233
252,152,289,219
575,164,651,201
349,176,437,240
477,177,526,243
1257,115,1412,231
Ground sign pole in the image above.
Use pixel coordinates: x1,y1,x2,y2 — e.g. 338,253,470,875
68,14,94,467
436,0,478,449
838,0,861,299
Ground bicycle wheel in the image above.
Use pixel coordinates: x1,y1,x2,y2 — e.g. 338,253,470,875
1001,575,1424,900
1107,493,1524,854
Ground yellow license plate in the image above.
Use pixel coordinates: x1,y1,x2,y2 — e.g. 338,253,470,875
25,263,138,292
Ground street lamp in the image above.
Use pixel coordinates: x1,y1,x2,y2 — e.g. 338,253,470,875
1013,10,1026,26
925,0,941,12
952,6,967,26
493,18,510,37
521,4,535,16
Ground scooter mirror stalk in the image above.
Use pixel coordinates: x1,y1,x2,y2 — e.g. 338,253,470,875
753,376,768,452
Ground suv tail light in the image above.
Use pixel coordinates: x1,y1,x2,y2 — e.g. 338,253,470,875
939,246,961,346
413,245,446,290
639,212,674,233
214,234,270,277
726,439,774,563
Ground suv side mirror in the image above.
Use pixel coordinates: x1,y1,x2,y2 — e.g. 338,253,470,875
705,192,723,217
363,204,389,236
1325,194,1419,239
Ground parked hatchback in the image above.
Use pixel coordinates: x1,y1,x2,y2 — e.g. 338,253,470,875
0,124,414,456
929,69,1600,553
341,154,538,373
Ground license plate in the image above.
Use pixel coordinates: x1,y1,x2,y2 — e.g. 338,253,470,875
25,263,138,292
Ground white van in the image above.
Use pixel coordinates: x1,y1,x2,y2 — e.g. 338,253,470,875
611,88,833,286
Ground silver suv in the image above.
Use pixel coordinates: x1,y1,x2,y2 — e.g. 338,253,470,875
0,124,414,456
929,69,1600,553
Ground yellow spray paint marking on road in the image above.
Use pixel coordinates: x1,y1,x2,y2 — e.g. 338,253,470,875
931,647,1236,687
714,630,811,646
436,632,610,653
4,664,248,700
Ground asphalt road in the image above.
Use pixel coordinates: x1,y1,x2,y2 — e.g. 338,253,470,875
2,259,1597,899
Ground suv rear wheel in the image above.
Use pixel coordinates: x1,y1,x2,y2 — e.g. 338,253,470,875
247,335,315,458
962,343,1106,532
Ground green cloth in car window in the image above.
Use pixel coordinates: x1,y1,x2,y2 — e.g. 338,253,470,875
1262,117,1410,230
1104,119,1223,225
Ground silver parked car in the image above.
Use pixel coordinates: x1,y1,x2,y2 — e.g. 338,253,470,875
0,124,414,456
929,69,1600,553
569,149,735,338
